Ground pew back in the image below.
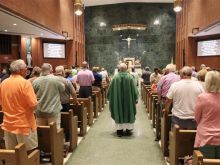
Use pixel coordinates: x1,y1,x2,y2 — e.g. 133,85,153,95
169,125,196,165
37,122,64,165
61,110,78,151
193,150,220,165
0,143,40,165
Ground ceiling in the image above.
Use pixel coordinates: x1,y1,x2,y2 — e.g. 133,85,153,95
84,0,173,6
0,1,173,39
0,8,66,40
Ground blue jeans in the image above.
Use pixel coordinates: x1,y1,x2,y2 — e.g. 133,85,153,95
172,116,196,130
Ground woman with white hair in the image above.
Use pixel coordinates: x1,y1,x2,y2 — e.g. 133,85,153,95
194,71,220,158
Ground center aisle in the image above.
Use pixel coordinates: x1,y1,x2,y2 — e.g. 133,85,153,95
67,97,166,165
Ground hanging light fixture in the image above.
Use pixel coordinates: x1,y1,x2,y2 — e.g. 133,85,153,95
74,0,83,16
173,0,182,12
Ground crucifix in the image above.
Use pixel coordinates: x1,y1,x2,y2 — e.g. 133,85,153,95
122,37,136,49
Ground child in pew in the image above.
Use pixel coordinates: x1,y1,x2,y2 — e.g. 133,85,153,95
194,71,220,159
150,79,157,93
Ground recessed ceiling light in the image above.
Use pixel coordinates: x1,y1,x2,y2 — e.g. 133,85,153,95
40,33,44,36
154,19,160,25
13,23,17,26
4,29,8,32
99,22,106,27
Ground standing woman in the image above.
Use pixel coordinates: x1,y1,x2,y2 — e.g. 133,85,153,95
194,71,220,158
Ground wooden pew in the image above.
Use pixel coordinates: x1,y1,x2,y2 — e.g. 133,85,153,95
92,91,100,118
141,82,145,101
161,111,172,156
37,122,64,165
193,150,220,165
0,143,40,165
77,97,94,126
94,89,102,113
70,102,87,136
145,85,151,113
169,125,196,165
61,110,78,151
151,94,158,128
155,102,161,141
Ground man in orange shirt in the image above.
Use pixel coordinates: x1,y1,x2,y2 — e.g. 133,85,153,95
0,59,38,151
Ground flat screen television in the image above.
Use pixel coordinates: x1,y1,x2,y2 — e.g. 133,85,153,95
43,43,65,58
197,39,220,56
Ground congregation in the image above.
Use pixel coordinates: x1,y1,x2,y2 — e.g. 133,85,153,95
0,0,220,164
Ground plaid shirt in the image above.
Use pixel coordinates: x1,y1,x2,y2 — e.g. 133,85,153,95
157,72,180,97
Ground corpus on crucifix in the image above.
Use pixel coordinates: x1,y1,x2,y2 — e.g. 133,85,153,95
122,36,136,49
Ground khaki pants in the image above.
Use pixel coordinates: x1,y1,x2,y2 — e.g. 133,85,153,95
4,130,38,151
36,113,61,129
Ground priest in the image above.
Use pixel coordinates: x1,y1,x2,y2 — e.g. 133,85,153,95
107,63,138,137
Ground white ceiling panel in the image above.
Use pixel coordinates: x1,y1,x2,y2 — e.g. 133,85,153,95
0,8,66,40
84,0,173,7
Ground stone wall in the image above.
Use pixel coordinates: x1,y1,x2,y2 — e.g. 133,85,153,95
85,3,176,73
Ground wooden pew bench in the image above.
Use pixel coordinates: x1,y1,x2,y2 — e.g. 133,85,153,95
0,143,40,165
92,90,101,117
169,125,196,165
145,86,151,113
151,94,158,128
77,97,94,126
61,110,78,151
37,122,64,165
149,93,158,120
161,111,172,156
70,101,87,136
193,150,220,165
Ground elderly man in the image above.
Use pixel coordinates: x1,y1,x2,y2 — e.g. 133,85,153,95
107,63,138,137
157,64,180,102
164,66,204,129
55,65,78,112
0,59,38,151
150,68,161,84
155,64,180,140
32,63,65,129
77,61,95,98
141,66,151,85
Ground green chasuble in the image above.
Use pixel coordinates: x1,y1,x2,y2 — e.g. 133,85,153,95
107,72,139,124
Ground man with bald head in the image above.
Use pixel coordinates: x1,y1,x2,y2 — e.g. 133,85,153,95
164,66,204,129
77,61,95,98
55,65,78,112
107,63,138,137
32,63,65,129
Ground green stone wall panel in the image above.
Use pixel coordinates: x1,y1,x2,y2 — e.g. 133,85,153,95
85,3,176,73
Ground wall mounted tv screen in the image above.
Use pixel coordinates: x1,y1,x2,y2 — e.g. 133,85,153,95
197,39,220,56
43,43,65,58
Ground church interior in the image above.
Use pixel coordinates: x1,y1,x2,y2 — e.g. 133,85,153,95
0,0,220,165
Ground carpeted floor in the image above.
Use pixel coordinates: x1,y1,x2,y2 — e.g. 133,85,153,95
66,96,166,165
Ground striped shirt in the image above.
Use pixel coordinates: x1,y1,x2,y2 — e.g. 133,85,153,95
157,72,180,97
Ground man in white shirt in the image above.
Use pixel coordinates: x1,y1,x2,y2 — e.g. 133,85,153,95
164,66,204,129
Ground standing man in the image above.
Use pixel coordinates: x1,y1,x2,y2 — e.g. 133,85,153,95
77,61,95,98
107,63,138,137
32,63,65,129
0,60,38,151
55,65,78,112
141,66,151,85
150,68,161,84
164,66,204,129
